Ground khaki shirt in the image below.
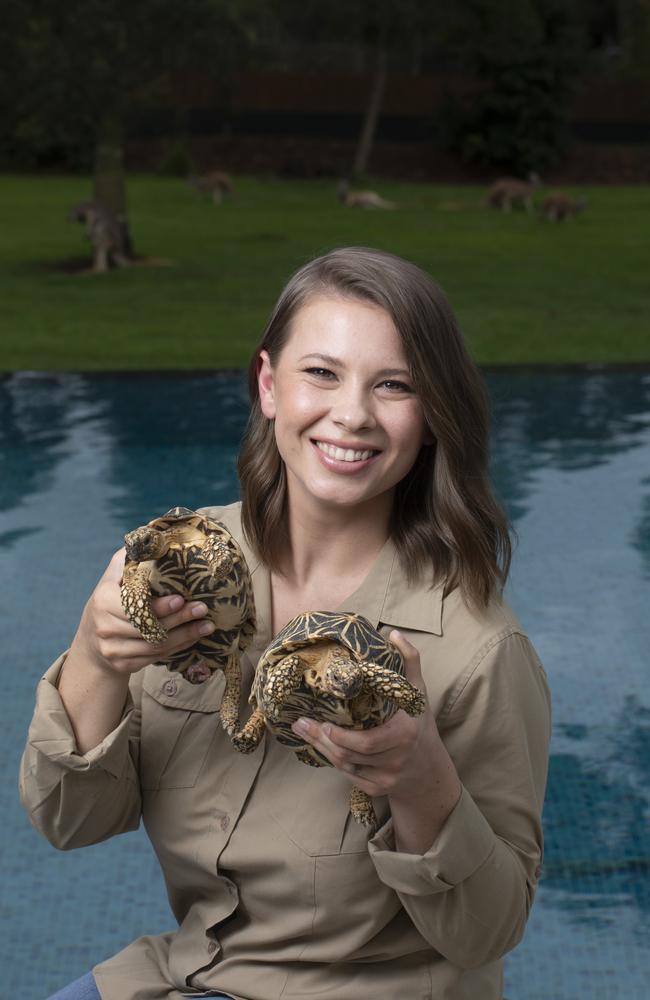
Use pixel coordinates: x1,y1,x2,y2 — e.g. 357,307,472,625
20,502,551,1000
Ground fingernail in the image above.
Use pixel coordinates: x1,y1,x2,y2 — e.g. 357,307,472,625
199,621,215,636
292,718,310,735
169,596,184,612
191,602,208,617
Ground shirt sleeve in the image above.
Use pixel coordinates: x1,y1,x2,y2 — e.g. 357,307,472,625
368,631,551,969
19,654,143,850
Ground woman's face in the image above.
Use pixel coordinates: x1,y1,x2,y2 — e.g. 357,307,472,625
257,294,430,519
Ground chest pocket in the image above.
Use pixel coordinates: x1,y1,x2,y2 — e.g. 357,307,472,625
140,665,225,790
261,737,387,857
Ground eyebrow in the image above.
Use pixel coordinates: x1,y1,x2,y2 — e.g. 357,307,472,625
298,353,411,379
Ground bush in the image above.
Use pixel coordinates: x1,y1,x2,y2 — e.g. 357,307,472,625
457,56,572,175
157,139,194,177
442,0,585,176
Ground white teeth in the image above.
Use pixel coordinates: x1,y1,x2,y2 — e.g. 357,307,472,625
316,442,375,462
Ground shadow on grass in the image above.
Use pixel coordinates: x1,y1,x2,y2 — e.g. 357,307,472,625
27,255,175,275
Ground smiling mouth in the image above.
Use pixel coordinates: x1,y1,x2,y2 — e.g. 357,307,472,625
314,441,379,463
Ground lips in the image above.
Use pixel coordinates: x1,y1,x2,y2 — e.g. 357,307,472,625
314,440,379,463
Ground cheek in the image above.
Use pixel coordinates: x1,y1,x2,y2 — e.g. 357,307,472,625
394,404,428,452
275,384,323,432
271,392,316,460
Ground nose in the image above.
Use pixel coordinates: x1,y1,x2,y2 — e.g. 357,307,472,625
330,382,376,432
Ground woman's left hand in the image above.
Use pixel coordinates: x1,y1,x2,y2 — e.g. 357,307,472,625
292,630,462,851
290,630,454,805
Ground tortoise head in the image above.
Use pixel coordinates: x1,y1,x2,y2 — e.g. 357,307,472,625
323,649,363,699
124,525,169,561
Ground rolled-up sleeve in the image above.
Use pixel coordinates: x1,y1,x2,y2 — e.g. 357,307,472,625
368,631,551,969
19,655,142,850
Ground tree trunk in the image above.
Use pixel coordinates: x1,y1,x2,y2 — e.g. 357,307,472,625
93,111,133,257
351,45,387,180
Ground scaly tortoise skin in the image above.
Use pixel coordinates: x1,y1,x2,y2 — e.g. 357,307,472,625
120,507,255,734
232,610,425,827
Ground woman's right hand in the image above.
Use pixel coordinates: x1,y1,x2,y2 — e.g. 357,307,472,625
69,548,216,678
60,548,217,752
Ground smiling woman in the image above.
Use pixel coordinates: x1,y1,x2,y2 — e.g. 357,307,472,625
257,296,428,515
239,247,511,605
20,247,550,1000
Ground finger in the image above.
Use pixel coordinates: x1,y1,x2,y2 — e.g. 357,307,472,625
151,596,210,628
103,547,127,582
100,616,217,662
101,586,213,641
328,712,417,757
109,572,210,631
291,718,391,768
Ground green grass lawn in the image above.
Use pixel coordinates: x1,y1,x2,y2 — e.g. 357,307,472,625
1,173,649,369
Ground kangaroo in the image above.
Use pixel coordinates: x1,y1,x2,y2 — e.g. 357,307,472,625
486,172,541,213
187,170,233,205
68,200,129,273
539,192,587,222
337,179,396,210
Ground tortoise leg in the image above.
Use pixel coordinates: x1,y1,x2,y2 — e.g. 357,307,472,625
238,589,256,650
350,787,377,828
219,653,242,736
295,748,325,767
263,654,305,715
232,704,266,753
120,563,167,643
201,535,234,579
358,663,426,716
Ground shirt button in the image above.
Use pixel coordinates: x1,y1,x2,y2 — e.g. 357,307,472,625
207,940,218,954
163,677,178,697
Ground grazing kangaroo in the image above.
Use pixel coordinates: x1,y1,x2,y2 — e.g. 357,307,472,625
68,200,129,273
337,179,396,210
187,171,233,205
540,192,587,222
486,173,541,213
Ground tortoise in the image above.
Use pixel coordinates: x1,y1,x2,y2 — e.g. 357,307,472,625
232,610,425,827
120,506,256,735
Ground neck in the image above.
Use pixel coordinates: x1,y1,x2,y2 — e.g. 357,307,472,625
278,491,393,588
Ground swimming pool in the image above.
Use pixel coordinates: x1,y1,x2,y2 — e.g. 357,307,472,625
2,370,649,999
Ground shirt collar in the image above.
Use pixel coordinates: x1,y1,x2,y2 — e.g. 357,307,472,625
345,535,444,637
211,503,443,642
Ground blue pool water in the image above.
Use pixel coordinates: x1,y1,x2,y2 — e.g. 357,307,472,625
1,370,649,999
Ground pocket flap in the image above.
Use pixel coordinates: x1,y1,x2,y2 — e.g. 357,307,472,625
142,663,225,712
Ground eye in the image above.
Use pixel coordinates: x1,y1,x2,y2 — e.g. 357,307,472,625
304,367,336,380
378,379,414,394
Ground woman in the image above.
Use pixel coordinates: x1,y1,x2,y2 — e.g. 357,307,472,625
21,247,551,1000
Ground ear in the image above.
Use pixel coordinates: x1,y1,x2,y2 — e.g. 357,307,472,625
257,350,276,419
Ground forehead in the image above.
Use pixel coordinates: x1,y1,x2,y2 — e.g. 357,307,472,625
284,294,406,364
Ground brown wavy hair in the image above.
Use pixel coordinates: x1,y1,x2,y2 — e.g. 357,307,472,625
238,247,511,607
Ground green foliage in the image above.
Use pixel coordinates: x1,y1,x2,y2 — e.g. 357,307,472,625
446,0,587,175
158,141,194,177
458,56,573,174
0,0,264,170
620,0,650,79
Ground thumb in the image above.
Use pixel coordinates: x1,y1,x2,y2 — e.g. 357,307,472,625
388,628,427,698
103,547,127,583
